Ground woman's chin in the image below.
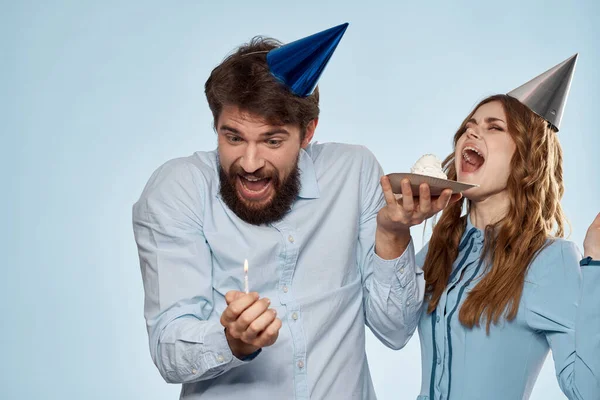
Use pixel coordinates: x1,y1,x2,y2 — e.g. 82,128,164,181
461,187,480,201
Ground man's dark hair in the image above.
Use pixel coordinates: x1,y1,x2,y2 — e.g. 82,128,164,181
205,36,320,136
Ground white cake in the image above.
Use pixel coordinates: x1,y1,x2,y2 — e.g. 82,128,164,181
410,154,447,179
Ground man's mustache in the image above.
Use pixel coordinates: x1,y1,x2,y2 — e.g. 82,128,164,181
228,164,279,183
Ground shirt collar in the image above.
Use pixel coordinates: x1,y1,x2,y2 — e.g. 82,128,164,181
465,214,483,234
459,214,485,250
297,148,320,199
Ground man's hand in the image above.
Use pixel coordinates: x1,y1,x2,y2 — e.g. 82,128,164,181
220,291,282,359
375,177,462,259
583,212,600,260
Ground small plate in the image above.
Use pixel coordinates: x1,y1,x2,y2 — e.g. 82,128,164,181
387,173,478,196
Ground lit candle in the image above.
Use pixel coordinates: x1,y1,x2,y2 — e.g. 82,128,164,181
244,259,249,294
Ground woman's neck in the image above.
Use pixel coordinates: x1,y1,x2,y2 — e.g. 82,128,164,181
469,192,511,229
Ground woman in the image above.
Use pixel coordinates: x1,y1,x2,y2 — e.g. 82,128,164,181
415,93,598,400
378,57,599,399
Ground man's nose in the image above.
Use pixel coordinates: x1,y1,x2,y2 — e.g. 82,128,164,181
238,144,265,173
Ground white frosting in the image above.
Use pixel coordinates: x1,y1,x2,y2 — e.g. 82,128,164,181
410,154,447,179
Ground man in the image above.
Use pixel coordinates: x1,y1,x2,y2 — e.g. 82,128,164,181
132,23,457,399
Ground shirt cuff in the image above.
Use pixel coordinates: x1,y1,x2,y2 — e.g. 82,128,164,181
240,348,262,361
373,239,416,287
202,324,260,371
580,256,600,266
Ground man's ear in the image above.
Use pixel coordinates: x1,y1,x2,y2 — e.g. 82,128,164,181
301,118,318,148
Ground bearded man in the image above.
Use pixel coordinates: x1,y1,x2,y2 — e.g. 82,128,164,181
132,24,455,399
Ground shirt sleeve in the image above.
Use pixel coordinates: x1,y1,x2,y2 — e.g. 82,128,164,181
356,147,425,350
416,242,430,269
524,240,600,399
132,160,254,384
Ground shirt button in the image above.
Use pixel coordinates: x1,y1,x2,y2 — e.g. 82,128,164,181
437,359,441,365
472,247,477,253
191,369,197,374
288,235,294,243
216,354,224,362
297,360,304,369
399,267,405,274
406,300,411,306
282,286,288,293
436,316,440,323
292,312,299,320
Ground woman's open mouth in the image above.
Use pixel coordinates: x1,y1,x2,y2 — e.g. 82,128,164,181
461,145,485,174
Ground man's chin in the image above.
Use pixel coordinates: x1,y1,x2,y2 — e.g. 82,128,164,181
236,194,274,212
218,162,300,226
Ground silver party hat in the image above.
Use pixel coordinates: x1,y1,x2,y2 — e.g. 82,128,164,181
507,54,578,132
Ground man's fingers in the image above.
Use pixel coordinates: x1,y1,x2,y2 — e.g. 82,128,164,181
242,308,277,342
220,292,259,326
401,179,415,212
449,193,463,205
255,318,283,348
418,183,432,215
225,290,245,305
433,189,453,212
380,176,398,206
233,298,271,333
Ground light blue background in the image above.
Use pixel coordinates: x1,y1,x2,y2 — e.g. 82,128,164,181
3,1,598,399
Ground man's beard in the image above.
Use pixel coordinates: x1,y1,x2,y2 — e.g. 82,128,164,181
218,161,301,225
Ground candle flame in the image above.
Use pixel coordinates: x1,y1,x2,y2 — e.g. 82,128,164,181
244,259,248,273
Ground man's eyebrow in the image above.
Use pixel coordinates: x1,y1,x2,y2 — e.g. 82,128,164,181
218,127,291,137
219,125,241,134
260,129,290,137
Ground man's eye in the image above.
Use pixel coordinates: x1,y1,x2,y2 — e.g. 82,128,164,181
267,139,282,147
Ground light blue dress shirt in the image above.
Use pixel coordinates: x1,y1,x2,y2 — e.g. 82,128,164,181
132,142,424,399
415,217,600,400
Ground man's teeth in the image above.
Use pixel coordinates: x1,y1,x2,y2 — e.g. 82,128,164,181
243,176,264,182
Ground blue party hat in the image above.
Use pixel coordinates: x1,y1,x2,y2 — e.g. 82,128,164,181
267,23,349,97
